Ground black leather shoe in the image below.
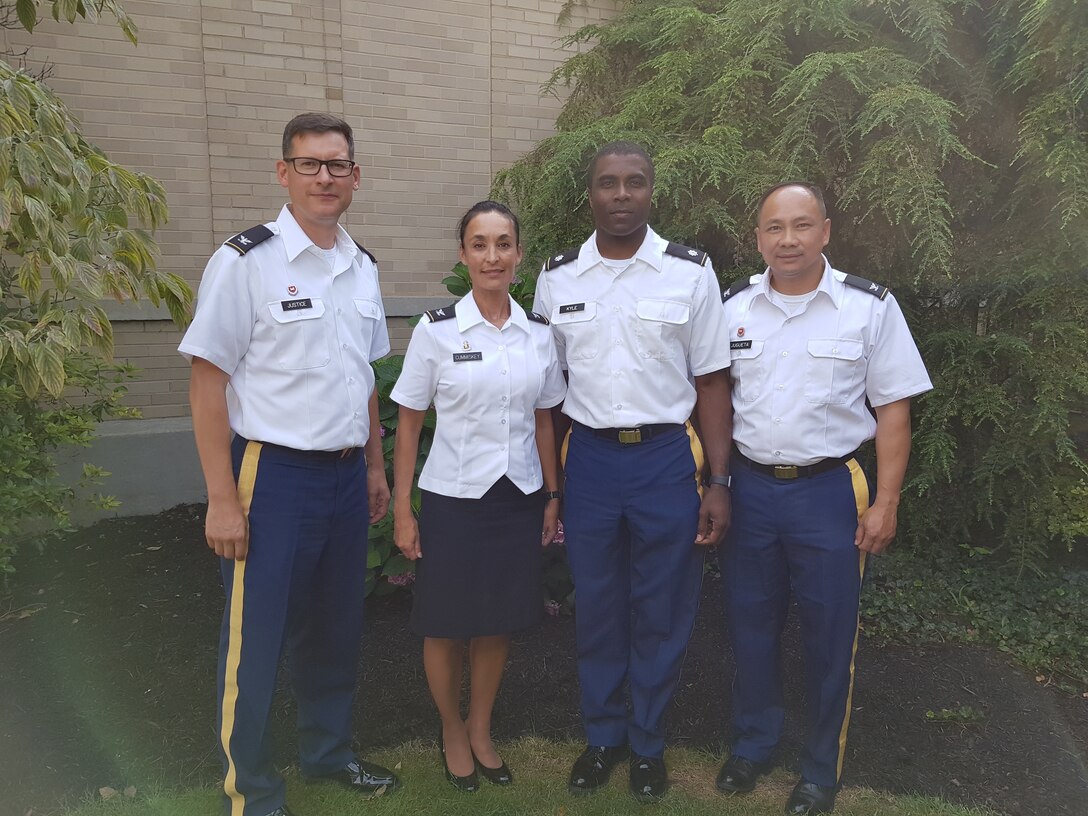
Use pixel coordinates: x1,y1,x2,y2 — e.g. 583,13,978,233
716,755,768,794
309,758,399,796
263,808,295,816
629,755,669,802
473,749,513,785
440,728,479,792
568,744,629,795
785,779,837,814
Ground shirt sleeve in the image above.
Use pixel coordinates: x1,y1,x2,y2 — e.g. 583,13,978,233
865,294,933,406
389,318,440,411
536,328,567,409
686,260,733,376
532,269,567,370
177,247,255,374
366,263,391,362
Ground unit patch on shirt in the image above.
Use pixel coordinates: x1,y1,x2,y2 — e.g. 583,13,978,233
281,298,313,312
730,340,753,350
453,352,483,362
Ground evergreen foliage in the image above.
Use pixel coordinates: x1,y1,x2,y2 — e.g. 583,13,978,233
496,0,1088,565
0,0,191,573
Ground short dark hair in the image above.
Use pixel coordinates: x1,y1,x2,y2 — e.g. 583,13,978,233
282,112,355,160
457,200,521,246
755,181,827,221
587,141,655,188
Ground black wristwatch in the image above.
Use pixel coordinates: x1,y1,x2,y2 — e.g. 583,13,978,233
704,474,732,489
544,490,563,501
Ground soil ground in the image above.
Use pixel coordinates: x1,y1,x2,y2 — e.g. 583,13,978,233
1,504,1086,816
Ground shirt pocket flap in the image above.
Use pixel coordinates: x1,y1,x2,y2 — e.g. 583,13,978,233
354,298,382,320
268,297,326,323
636,299,690,324
807,339,863,361
731,339,764,359
551,301,597,324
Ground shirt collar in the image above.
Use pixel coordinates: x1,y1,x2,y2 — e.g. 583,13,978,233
755,255,840,308
275,204,357,263
577,226,666,275
456,291,529,333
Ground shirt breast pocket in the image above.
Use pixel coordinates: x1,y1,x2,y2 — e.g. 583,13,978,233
805,339,864,404
551,302,599,360
267,298,330,370
354,297,381,334
635,299,689,360
730,340,765,403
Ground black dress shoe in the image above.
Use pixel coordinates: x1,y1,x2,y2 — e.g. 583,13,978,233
568,744,629,794
716,755,768,793
263,808,295,816
785,779,837,814
473,749,513,785
440,727,479,792
309,758,399,796
629,755,669,802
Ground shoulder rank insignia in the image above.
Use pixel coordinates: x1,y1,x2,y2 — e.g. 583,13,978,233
722,276,755,303
544,247,580,271
353,239,377,266
526,310,550,325
224,225,274,255
424,304,457,322
665,242,709,266
843,274,890,300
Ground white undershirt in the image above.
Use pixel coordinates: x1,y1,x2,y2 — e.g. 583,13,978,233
770,288,818,317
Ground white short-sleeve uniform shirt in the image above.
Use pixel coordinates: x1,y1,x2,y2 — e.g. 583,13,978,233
723,258,933,467
390,292,567,499
531,227,732,429
178,205,390,452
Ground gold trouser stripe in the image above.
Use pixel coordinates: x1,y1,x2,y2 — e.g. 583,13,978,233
561,425,571,468
836,457,869,782
221,441,262,816
686,421,706,498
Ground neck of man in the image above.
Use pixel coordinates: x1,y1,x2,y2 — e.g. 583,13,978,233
595,224,647,260
288,204,339,250
769,262,824,296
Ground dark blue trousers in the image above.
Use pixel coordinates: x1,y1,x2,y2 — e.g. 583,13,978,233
563,425,704,758
217,437,369,816
723,457,870,788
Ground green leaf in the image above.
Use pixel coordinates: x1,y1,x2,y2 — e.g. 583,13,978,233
16,0,38,32
14,142,41,190
30,340,66,397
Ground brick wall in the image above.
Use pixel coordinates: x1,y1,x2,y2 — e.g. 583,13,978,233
3,0,616,419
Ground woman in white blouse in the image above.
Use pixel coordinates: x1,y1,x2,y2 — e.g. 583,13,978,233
391,201,565,792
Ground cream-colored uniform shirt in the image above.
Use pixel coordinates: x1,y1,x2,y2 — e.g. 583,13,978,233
723,259,932,466
178,205,390,451
532,227,732,428
390,292,567,499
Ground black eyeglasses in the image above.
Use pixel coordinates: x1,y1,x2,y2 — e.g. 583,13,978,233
285,157,356,177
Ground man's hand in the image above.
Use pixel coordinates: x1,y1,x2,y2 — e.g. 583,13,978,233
695,485,731,546
368,464,391,523
205,497,248,561
855,500,897,554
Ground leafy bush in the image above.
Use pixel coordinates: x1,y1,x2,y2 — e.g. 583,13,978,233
494,0,1088,567
0,1,192,574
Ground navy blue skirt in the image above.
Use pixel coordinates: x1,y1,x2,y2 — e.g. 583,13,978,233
411,477,544,639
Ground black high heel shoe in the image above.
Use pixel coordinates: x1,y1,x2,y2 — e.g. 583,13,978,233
472,749,513,785
439,726,479,792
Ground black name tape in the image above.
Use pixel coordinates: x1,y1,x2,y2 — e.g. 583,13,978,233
730,340,753,350
559,302,585,314
453,352,483,362
281,298,313,311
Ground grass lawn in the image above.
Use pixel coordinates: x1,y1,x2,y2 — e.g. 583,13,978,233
64,737,995,816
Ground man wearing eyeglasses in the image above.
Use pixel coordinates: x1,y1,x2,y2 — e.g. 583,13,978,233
179,112,396,816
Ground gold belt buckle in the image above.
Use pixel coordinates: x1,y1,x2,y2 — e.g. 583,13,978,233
618,428,642,444
773,465,798,479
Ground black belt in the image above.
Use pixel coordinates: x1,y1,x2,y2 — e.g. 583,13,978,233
734,448,856,480
251,440,361,461
575,422,685,445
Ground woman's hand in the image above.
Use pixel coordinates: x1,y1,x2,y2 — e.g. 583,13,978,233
394,510,422,560
541,500,560,546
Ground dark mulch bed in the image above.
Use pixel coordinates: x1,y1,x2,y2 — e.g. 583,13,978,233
1,504,1086,816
